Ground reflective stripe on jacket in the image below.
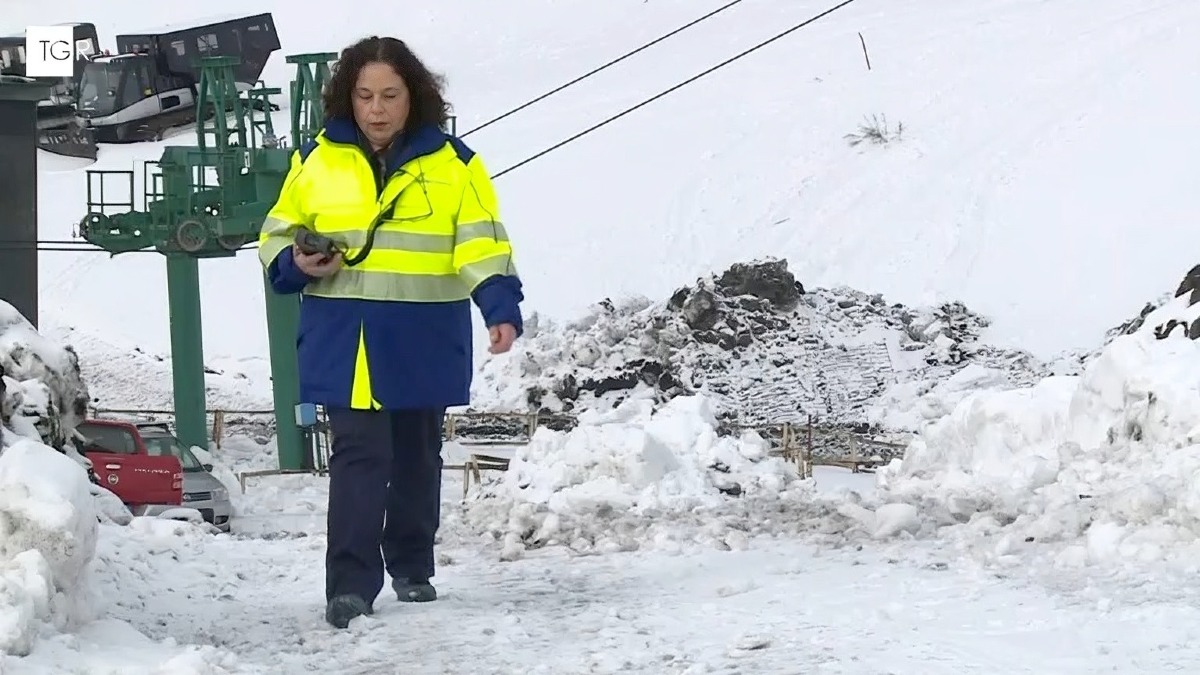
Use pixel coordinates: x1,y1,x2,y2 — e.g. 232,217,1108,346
257,118,524,410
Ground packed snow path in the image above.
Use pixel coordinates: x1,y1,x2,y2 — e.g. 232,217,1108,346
87,523,1200,674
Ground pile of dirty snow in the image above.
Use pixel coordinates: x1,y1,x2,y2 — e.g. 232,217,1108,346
874,290,1200,571
463,393,845,560
471,259,1047,437
1,301,91,452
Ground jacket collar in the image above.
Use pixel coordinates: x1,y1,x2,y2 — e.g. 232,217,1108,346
321,116,449,175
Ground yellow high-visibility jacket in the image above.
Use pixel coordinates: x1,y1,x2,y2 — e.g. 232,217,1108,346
257,118,524,410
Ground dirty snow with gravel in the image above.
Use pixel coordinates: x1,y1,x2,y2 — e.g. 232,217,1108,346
470,260,1052,437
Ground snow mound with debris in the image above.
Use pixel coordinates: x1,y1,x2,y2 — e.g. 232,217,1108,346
463,393,829,560
0,439,99,656
471,259,1046,437
876,291,1200,569
0,301,91,452
0,303,101,657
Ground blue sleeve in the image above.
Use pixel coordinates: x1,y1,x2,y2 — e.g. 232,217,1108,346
266,247,314,295
471,275,525,336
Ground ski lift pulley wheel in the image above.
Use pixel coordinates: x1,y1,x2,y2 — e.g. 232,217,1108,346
175,219,209,252
78,213,110,238
217,234,250,251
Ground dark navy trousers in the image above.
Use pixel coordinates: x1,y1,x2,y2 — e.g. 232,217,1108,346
324,407,445,604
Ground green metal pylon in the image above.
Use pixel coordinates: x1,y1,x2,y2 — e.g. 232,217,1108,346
261,53,338,471
246,80,283,149
286,52,337,149
165,255,207,452
195,56,248,153
77,52,321,469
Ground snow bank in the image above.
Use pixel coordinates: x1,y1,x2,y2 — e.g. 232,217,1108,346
0,439,98,655
876,292,1200,568
471,259,1046,441
1,618,246,674
0,301,220,667
463,393,829,560
0,303,102,656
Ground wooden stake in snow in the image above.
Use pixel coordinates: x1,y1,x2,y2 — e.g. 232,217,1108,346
858,32,872,70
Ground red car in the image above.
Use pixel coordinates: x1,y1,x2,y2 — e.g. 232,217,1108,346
76,418,183,515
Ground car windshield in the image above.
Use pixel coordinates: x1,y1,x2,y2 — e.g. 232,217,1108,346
77,61,129,116
141,432,205,472
77,423,137,453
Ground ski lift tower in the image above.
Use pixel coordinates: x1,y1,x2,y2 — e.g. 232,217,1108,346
0,80,52,327
74,53,337,470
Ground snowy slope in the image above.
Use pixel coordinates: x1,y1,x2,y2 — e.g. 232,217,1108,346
8,0,1198,411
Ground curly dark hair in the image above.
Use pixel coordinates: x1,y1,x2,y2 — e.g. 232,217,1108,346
322,36,452,132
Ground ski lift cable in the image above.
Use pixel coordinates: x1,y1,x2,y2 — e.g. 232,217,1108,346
11,2,752,255
29,246,175,253
0,240,256,253
8,0,858,254
489,0,862,180
460,0,748,138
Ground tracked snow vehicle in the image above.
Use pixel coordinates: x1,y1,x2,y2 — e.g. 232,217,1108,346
1,23,100,127
1,23,101,159
74,13,280,143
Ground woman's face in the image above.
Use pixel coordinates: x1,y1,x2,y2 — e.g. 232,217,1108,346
353,61,410,150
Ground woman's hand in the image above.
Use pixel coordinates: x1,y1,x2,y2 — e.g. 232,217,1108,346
488,324,518,354
293,245,343,278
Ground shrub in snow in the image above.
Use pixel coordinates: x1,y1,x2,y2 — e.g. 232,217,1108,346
844,114,904,147
0,300,91,454
463,393,818,560
876,291,1200,567
0,439,99,655
470,258,1045,436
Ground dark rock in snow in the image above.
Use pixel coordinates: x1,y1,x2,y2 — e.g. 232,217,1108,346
681,288,719,330
1104,264,1200,347
1174,264,1200,303
716,259,802,311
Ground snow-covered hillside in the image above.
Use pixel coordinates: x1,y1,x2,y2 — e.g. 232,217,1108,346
6,0,1198,411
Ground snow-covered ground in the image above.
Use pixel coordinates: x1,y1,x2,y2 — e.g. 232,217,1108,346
10,295,1200,670
3,0,1200,670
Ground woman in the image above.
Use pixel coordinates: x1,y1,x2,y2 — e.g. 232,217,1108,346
257,36,524,629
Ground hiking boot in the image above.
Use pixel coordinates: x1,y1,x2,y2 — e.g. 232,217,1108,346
325,594,373,629
393,577,437,602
